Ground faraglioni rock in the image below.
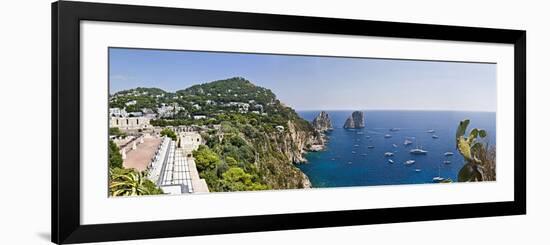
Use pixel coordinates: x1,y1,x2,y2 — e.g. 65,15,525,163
312,111,333,132
343,111,365,129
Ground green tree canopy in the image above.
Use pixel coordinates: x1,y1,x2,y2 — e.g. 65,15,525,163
108,140,123,169
193,145,220,171
160,128,177,141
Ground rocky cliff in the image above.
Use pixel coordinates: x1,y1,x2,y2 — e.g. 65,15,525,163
251,119,322,189
343,111,365,129
312,111,333,132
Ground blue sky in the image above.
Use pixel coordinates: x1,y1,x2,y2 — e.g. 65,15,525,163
109,48,496,112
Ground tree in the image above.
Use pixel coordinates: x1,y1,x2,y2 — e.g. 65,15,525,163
225,156,238,167
220,167,268,191
109,127,127,138
160,128,177,141
109,168,163,196
455,119,496,182
193,145,220,171
108,140,123,169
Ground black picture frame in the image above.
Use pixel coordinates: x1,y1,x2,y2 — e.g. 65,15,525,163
52,1,526,244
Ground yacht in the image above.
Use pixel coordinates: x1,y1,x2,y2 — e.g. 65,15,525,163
444,152,454,156
403,139,413,146
432,176,446,182
392,144,398,148
384,134,392,138
415,169,422,172
443,160,451,164
432,164,446,182
388,159,394,164
410,147,428,155
367,145,375,149
404,160,416,165
384,152,394,157
426,129,435,133
432,135,439,139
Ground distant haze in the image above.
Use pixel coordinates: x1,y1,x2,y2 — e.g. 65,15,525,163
109,48,496,112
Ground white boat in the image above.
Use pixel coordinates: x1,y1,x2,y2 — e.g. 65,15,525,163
404,160,415,165
444,152,454,156
388,159,394,164
426,129,435,133
352,151,357,154
443,160,451,164
384,152,394,157
432,135,439,139
403,139,413,146
410,147,428,155
384,134,392,138
432,177,445,182
415,169,422,172
392,144,398,148
367,145,375,149
433,164,446,182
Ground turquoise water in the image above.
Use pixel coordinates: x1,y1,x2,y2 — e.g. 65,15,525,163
297,110,496,187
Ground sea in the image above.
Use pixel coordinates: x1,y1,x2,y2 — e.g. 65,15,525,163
296,110,496,187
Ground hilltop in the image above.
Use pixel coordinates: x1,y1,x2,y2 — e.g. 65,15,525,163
110,77,325,191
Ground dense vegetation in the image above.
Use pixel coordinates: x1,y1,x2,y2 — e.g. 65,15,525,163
193,144,268,192
109,87,166,112
108,140,123,169
177,78,316,191
455,119,496,182
110,77,319,192
109,127,127,139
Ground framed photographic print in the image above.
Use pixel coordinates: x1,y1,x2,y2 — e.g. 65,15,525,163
52,1,526,244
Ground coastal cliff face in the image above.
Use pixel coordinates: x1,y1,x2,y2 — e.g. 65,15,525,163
252,119,320,189
344,111,366,129
312,111,333,132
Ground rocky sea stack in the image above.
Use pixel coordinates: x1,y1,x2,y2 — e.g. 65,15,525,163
312,111,333,132
343,111,365,129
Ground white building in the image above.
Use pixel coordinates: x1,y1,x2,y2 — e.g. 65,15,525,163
109,107,128,117
128,111,143,117
110,117,151,130
225,102,250,113
193,115,207,120
125,100,137,106
157,103,184,118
